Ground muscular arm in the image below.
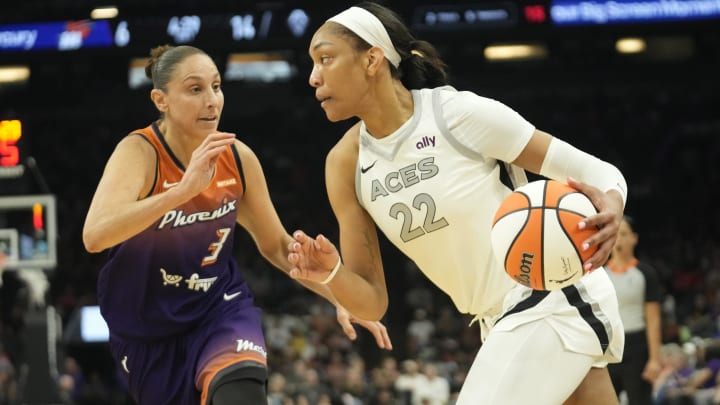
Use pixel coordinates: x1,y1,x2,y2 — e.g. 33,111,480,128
83,135,188,252
83,132,235,252
320,129,389,321
512,129,625,269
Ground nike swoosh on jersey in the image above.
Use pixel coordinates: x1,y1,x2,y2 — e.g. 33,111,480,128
163,180,180,189
223,291,242,301
360,161,377,174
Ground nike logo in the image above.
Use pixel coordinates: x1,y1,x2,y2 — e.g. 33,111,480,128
223,291,242,301
163,180,180,189
360,161,377,174
121,356,129,373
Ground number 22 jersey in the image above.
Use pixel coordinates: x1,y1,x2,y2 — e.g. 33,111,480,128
355,87,535,318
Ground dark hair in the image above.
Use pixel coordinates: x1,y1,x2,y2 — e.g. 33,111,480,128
144,44,208,91
330,2,449,89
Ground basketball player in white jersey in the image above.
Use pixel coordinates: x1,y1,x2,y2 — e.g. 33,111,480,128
288,2,628,404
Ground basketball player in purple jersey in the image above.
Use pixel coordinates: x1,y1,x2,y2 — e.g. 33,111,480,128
83,45,391,405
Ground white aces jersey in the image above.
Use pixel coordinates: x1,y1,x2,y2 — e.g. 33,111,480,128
355,86,536,318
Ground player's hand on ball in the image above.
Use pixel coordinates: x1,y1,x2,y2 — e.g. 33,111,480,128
336,305,393,350
288,230,340,283
567,177,624,271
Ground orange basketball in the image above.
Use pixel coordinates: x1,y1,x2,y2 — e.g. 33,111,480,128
490,180,598,290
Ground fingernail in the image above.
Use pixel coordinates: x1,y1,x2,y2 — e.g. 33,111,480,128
584,262,593,271
582,242,589,251
578,221,586,230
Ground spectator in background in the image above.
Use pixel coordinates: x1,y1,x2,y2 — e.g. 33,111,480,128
685,339,720,405
654,343,695,405
605,216,664,405
415,363,450,405
406,308,435,356
395,360,425,405
57,356,84,404
267,372,289,405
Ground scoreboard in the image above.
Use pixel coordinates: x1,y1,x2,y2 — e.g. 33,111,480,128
0,120,24,179
0,7,318,53
0,0,718,54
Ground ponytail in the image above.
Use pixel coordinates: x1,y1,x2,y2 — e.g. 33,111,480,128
398,40,448,89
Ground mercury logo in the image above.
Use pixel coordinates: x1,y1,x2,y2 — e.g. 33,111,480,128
236,339,267,358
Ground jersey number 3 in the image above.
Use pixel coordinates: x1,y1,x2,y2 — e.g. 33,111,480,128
202,227,231,266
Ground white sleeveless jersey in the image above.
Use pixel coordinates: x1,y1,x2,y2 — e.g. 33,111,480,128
355,87,535,317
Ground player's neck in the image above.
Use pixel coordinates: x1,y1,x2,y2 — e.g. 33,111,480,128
156,121,200,166
360,83,413,139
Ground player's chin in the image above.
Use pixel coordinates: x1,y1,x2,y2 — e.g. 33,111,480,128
322,108,351,123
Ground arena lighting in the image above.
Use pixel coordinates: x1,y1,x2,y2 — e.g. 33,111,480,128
90,6,119,20
484,43,548,61
224,52,296,82
616,37,647,53
127,57,150,89
0,66,29,83
550,0,720,25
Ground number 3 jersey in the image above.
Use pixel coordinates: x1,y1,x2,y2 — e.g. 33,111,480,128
97,123,249,340
355,87,535,318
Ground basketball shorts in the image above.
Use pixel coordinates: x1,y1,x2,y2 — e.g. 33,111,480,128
108,295,268,405
459,269,625,404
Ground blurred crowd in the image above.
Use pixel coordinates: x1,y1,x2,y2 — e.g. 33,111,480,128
1,44,719,404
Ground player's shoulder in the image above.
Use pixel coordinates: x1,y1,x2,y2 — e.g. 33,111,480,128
231,138,253,156
434,86,502,111
116,128,156,156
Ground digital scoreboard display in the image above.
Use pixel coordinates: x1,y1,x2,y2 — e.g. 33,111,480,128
0,2,718,54
550,0,720,25
110,8,313,50
0,120,25,181
0,20,113,51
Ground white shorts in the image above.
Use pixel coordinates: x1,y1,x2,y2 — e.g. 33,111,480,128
460,269,624,404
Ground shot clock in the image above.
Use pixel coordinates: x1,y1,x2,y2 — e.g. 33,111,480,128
0,119,25,181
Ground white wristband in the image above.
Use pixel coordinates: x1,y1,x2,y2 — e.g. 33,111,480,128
539,138,628,207
320,257,342,285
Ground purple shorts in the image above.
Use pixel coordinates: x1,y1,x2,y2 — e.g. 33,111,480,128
109,297,267,405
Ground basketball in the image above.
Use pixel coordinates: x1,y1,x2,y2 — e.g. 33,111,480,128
491,179,599,290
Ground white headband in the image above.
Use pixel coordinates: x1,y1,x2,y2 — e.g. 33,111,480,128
327,6,402,68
